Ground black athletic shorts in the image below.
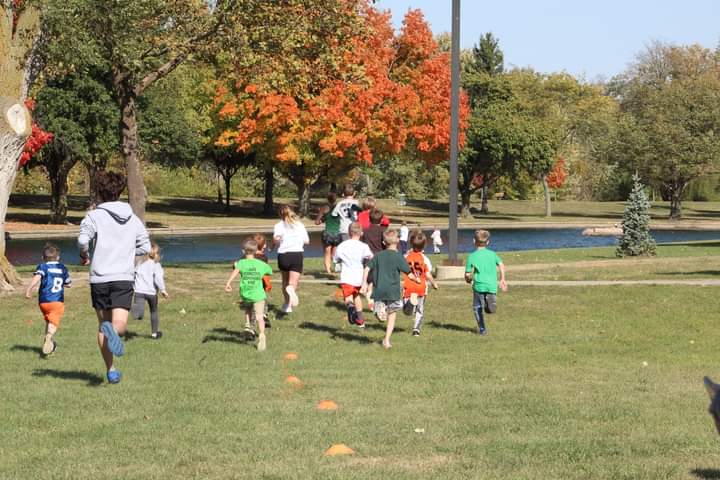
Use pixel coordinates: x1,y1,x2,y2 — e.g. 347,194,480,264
321,232,342,248
91,281,134,311
277,252,304,273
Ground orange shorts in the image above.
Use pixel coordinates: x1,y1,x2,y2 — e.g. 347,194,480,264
341,284,361,299
39,302,65,327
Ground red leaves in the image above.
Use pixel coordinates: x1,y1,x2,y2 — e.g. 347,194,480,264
215,3,468,168
18,99,53,168
546,158,568,189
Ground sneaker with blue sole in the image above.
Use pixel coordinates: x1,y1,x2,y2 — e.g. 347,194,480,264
107,369,122,384
101,322,125,356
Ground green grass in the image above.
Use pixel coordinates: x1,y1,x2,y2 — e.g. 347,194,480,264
8,194,720,230
2,266,720,479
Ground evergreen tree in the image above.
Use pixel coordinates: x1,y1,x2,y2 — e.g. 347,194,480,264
472,33,504,76
617,174,656,257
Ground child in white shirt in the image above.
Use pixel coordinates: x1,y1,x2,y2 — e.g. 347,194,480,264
334,222,373,327
132,243,169,339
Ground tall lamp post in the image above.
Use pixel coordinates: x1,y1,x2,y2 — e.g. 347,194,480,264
447,0,461,265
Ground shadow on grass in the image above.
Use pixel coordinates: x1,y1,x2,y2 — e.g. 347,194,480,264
429,320,477,334
299,321,373,344
202,327,254,345
10,344,43,357
32,368,103,386
664,271,720,276
691,469,720,479
324,299,347,312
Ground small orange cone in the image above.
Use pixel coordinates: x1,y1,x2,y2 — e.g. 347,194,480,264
286,375,303,388
324,444,355,456
317,400,339,411
284,352,299,361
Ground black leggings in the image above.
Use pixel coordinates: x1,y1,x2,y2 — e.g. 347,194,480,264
132,293,159,333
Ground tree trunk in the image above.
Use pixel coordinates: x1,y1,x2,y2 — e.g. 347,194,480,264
118,92,146,222
216,170,223,205
297,182,311,218
263,165,274,215
542,175,552,218
85,160,105,206
0,5,41,291
460,189,472,218
669,182,684,220
49,171,70,224
480,182,490,214
0,129,28,291
224,173,231,212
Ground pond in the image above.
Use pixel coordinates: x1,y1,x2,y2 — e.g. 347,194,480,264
7,228,720,266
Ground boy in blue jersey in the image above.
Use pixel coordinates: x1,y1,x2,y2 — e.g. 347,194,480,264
25,244,72,355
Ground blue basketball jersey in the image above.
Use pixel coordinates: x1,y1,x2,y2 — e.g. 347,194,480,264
35,262,72,303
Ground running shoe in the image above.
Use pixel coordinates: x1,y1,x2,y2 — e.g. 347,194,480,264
101,322,125,356
150,331,163,340
286,286,299,307
412,329,421,337
107,369,122,384
42,334,55,356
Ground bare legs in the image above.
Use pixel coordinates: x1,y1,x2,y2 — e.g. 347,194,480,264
323,245,336,274
96,308,129,370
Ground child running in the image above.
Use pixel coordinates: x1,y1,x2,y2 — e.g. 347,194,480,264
315,192,342,275
225,238,273,351
334,222,373,327
25,243,72,355
403,231,439,336
431,226,443,254
464,230,507,336
362,229,417,349
132,243,169,339
252,233,272,331
331,184,361,241
361,208,387,309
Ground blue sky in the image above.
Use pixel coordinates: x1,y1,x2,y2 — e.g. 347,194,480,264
375,0,720,80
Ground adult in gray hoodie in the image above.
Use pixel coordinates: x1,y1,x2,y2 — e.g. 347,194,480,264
78,171,150,384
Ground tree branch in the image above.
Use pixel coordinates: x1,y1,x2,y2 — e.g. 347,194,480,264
134,2,233,96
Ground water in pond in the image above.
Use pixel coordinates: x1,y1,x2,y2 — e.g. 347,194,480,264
7,228,720,266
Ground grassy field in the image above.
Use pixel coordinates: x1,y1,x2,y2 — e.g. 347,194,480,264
2,265,720,479
8,194,720,231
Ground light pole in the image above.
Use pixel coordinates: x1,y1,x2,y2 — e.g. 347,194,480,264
448,0,461,265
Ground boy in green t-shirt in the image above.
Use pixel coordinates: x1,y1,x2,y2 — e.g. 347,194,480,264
225,238,273,351
464,230,507,336
362,229,417,349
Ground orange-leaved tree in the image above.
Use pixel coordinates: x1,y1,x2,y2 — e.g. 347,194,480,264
215,4,467,216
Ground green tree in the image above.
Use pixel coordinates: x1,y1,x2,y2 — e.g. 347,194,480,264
33,72,118,218
615,43,720,219
617,173,656,257
41,0,239,221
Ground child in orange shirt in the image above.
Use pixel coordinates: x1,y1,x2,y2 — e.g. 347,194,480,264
403,230,439,336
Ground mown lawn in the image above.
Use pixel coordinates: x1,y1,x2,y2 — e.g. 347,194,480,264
2,266,720,479
8,194,720,230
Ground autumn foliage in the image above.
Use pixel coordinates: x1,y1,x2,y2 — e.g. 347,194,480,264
19,99,53,168
546,158,568,189
215,4,468,171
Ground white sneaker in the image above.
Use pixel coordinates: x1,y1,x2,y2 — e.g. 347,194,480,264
286,286,299,307
281,304,293,314
42,334,55,355
257,333,266,352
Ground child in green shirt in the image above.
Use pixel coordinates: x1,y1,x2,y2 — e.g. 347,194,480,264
225,238,273,351
362,229,417,349
464,230,507,336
